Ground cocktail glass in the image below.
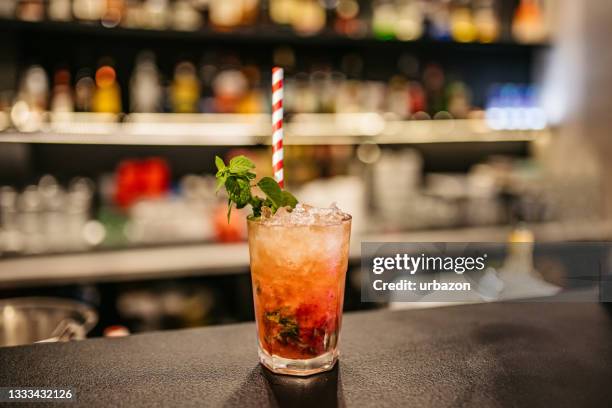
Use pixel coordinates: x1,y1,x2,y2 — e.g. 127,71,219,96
247,213,351,376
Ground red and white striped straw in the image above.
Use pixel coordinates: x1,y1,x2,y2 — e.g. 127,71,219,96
271,67,284,188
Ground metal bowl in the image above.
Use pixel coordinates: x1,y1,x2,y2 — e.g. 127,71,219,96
0,297,98,347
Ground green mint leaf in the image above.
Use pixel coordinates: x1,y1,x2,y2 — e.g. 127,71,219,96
215,156,226,172
229,155,255,174
281,191,298,209
214,155,299,222
225,176,251,208
257,177,283,209
214,156,229,193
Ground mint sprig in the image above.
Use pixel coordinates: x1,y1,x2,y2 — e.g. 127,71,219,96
215,155,298,221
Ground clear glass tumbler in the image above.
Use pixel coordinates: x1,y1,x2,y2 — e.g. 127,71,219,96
247,215,351,376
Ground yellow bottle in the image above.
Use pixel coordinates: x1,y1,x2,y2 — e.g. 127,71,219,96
450,4,477,43
92,66,122,114
171,62,200,113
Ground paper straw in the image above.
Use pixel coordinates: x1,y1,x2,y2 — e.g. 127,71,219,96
271,67,284,188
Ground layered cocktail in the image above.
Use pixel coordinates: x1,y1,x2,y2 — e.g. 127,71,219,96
213,154,351,376
248,204,351,376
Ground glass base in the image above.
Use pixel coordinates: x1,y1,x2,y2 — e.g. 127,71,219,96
258,346,338,376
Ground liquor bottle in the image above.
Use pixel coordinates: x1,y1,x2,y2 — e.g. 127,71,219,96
142,0,169,29
75,70,95,112
49,0,73,21
73,0,106,21
269,0,295,25
422,63,445,114
241,0,259,25
20,65,49,112
408,81,426,114
101,0,125,27
16,0,45,22
473,0,500,43
92,65,122,113
50,69,75,113
171,61,200,113
397,52,424,115
335,55,360,113
334,0,367,38
512,0,547,44
122,0,143,28
198,53,218,113
334,79,359,114
212,68,248,113
12,65,48,132
171,0,202,31
291,73,317,113
361,81,386,112
427,0,451,40
496,222,561,300
130,52,162,113
236,65,264,114
387,75,410,118
446,81,471,119
209,0,243,30
292,0,326,35
311,70,340,114
0,1,17,18
450,0,477,43
372,0,397,40
395,0,424,41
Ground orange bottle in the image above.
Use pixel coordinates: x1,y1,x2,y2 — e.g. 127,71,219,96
512,0,547,44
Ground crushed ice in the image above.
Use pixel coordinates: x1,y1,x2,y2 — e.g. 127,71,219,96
260,203,350,226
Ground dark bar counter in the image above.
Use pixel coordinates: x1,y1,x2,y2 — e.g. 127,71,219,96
2,302,612,407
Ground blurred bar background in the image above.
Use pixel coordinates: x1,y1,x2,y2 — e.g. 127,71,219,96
0,0,611,342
